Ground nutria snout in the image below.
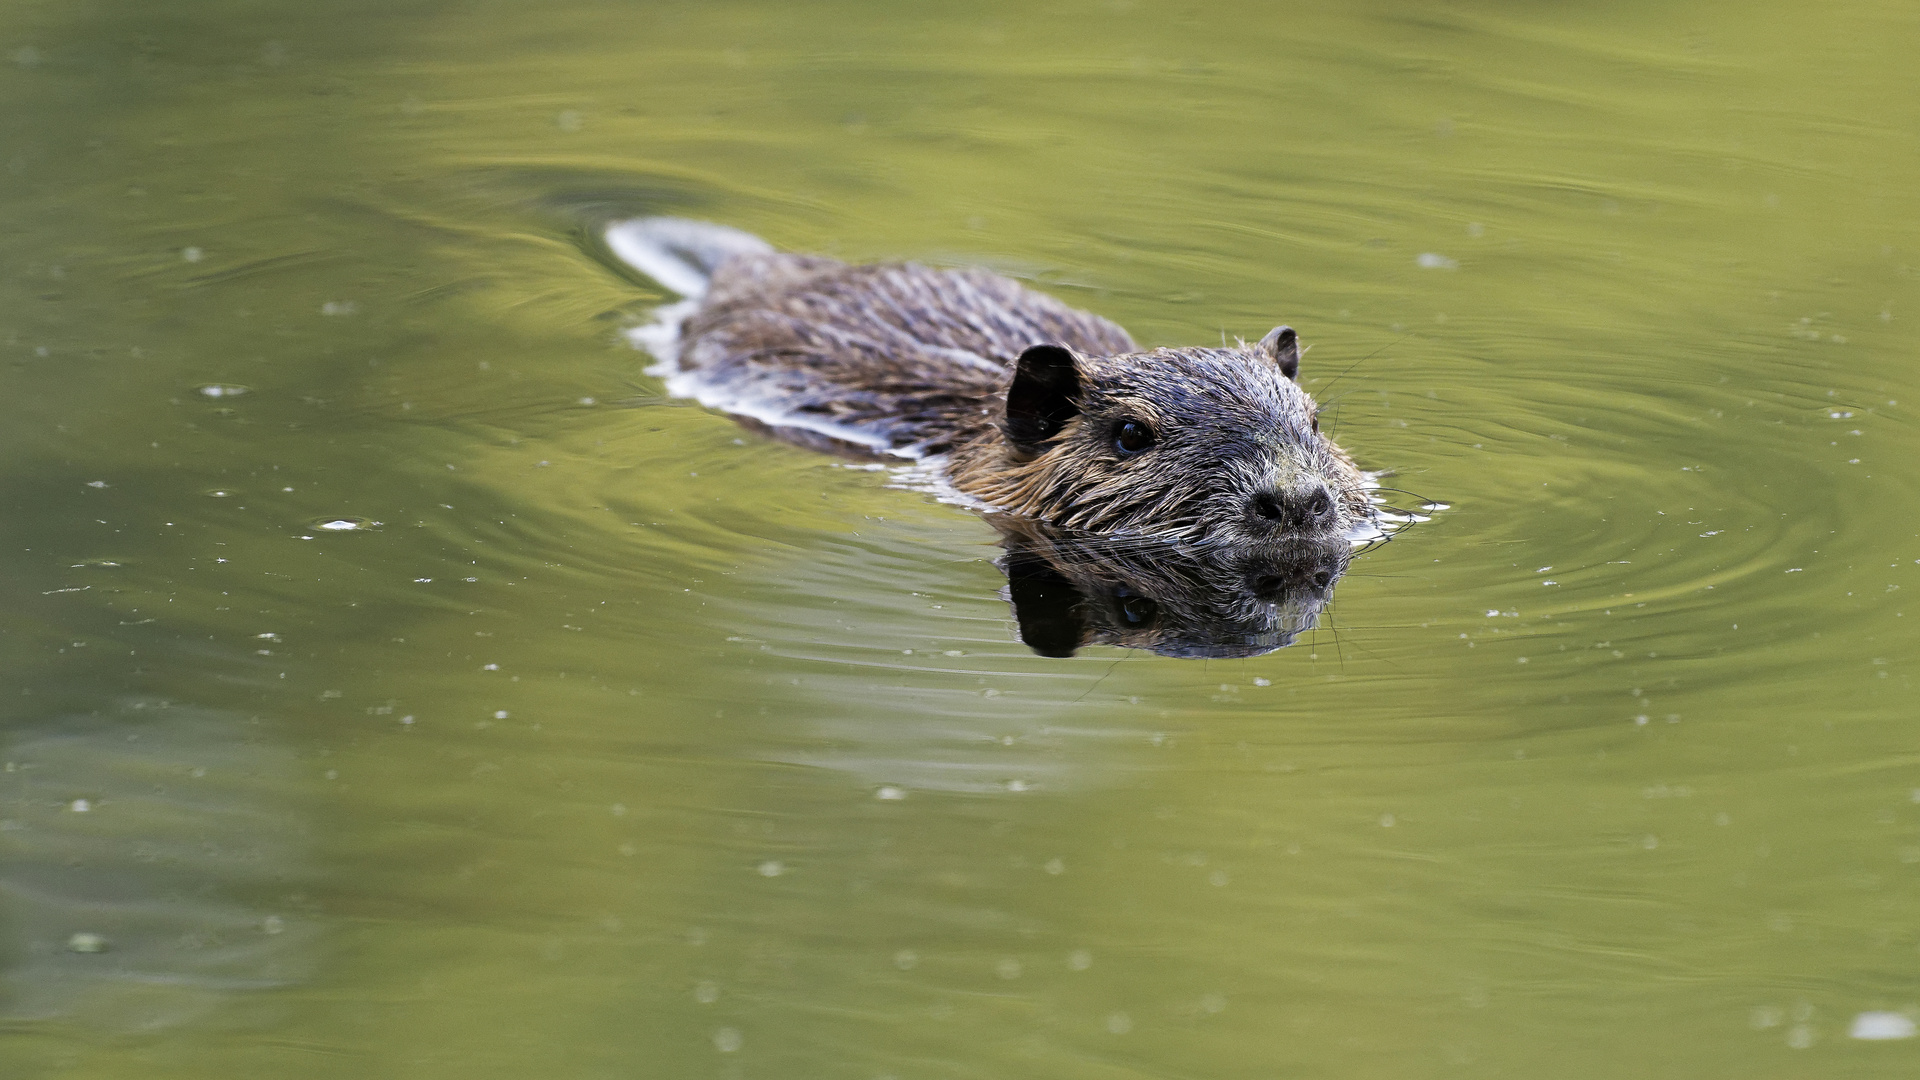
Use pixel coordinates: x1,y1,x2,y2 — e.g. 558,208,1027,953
606,218,1376,543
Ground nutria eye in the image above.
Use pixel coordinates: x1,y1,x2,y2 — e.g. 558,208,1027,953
1113,420,1155,455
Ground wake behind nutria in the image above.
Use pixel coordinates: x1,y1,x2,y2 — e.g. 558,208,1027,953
606,218,1375,545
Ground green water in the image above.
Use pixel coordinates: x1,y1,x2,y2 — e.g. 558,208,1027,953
3,0,1919,1075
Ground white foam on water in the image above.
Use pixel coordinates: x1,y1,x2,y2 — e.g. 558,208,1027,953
1850,1012,1916,1040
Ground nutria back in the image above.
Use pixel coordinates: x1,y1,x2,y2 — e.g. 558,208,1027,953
614,219,1373,544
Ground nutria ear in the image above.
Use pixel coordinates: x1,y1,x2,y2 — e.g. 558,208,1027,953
1258,326,1300,380
1004,344,1082,450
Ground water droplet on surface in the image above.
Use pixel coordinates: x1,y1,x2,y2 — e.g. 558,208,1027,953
1850,1012,1915,1040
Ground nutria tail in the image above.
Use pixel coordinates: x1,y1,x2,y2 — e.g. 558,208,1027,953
603,217,774,301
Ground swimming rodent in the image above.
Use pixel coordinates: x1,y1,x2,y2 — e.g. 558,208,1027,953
605,217,1374,545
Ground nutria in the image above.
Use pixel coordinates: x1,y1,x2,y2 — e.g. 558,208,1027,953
990,516,1351,658
605,218,1374,544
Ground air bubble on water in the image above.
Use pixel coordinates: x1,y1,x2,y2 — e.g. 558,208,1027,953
205,489,233,498
401,715,414,725
493,711,509,719
875,785,906,800
757,860,784,877
1068,950,1092,970
694,980,720,1004
1379,813,1395,827
197,384,248,398
996,958,1022,980
1200,993,1227,1014
893,949,918,970
1208,869,1230,886
712,1027,742,1053
1106,1012,1133,1034
67,932,105,953
182,246,203,262
320,301,356,316
70,799,90,812
1849,1012,1916,1040
1006,779,1030,792
1786,1025,1815,1049
262,915,285,935
1751,1006,1783,1030
312,517,376,531
86,480,108,489
1416,253,1458,270
1044,858,1065,875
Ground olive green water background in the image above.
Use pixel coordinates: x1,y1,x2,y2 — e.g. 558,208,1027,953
3,1,1919,1076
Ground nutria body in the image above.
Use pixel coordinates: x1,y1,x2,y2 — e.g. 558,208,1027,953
608,218,1371,545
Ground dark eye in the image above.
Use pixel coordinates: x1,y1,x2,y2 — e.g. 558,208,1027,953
1310,413,1320,434
1113,419,1155,455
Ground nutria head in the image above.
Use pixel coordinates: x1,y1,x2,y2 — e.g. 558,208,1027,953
948,327,1370,544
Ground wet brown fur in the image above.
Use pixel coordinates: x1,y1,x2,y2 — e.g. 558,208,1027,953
669,245,1370,544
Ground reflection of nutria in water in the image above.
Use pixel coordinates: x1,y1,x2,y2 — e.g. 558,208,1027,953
607,218,1376,545
990,517,1350,658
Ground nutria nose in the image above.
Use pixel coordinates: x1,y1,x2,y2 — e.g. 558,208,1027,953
1250,485,1337,532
